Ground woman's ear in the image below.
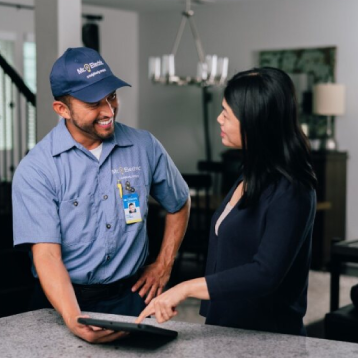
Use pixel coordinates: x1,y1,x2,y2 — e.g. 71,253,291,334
53,101,70,119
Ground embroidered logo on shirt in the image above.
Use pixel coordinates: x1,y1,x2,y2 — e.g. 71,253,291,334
112,166,141,175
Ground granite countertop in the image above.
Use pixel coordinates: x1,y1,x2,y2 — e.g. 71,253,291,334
1,309,358,357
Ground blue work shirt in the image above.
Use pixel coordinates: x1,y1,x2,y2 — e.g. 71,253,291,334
12,119,189,284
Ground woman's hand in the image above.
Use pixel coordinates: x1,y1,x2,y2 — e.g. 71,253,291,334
135,282,188,324
135,277,209,324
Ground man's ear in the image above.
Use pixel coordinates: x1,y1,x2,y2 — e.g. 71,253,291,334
53,101,70,119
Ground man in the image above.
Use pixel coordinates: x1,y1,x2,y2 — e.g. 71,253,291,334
129,203,136,213
12,47,190,343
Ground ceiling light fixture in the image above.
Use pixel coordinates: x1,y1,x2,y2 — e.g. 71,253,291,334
148,0,229,87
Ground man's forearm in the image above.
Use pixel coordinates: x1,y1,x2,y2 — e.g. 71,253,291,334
156,197,191,268
32,244,81,326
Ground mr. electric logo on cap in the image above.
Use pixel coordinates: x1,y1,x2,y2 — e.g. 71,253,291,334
77,60,104,75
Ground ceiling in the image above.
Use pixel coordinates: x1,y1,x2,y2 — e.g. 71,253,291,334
82,0,247,12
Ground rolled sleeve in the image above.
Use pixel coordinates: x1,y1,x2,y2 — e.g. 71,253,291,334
12,160,61,248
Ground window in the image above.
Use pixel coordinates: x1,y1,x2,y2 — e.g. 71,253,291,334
0,39,14,151
23,41,36,149
23,41,36,93
0,37,37,180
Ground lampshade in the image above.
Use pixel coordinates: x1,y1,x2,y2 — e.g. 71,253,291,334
313,83,346,116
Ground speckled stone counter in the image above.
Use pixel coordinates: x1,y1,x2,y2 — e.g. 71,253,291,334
1,309,357,357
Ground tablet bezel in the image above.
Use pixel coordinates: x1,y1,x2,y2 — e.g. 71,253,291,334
77,317,178,338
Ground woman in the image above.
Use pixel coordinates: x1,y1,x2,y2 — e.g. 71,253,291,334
136,67,317,336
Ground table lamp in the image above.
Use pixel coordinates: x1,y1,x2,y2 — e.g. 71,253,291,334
313,83,346,151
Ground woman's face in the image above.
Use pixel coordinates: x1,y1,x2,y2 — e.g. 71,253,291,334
217,99,242,148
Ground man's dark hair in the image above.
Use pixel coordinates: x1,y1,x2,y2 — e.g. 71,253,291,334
54,95,72,108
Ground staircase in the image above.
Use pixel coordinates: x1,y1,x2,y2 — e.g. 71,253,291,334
0,52,36,317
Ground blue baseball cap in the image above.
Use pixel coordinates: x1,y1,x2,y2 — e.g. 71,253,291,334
50,47,131,103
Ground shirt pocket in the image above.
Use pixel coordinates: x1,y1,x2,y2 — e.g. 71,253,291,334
122,181,149,233
59,194,98,246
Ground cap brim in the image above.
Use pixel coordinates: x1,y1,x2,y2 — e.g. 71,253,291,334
70,75,131,103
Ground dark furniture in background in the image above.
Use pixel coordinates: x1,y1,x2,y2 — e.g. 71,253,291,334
0,182,34,318
326,240,358,343
176,174,212,271
221,150,348,270
330,240,358,312
325,304,358,344
147,172,214,285
311,151,348,269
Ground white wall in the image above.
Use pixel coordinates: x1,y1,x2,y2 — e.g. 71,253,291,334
35,0,83,141
83,4,139,128
138,0,358,240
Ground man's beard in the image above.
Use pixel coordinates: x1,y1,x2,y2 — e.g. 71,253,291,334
70,111,115,140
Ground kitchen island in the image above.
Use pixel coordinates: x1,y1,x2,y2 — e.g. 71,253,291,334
0,309,357,357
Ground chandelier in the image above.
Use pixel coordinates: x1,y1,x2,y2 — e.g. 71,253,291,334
148,0,229,87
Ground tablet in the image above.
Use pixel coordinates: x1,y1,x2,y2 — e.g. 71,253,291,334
77,317,178,338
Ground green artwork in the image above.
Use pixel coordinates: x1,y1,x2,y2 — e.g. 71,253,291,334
259,47,336,140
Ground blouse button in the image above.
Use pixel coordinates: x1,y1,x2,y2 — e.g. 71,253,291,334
103,195,108,200
106,224,111,229
73,201,78,206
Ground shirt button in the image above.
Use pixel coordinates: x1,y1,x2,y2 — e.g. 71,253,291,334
73,201,78,206
106,224,111,229
103,195,108,200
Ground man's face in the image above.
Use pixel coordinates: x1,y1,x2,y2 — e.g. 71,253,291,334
65,92,118,148
129,204,135,213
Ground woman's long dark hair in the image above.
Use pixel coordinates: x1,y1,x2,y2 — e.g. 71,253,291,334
224,67,317,208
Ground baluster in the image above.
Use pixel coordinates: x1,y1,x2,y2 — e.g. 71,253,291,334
2,69,7,182
9,84,15,180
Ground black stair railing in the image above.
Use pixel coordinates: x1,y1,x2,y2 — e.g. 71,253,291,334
0,51,37,319
0,51,36,185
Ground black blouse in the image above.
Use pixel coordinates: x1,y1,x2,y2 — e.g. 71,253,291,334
200,176,316,336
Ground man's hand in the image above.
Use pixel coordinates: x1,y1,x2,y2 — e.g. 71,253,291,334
66,314,129,344
131,261,172,304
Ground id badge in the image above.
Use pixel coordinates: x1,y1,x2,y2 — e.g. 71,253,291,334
123,192,142,224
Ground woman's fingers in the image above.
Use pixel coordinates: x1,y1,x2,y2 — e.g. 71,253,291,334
136,287,183,324
135,302,155,324
154,302,165,323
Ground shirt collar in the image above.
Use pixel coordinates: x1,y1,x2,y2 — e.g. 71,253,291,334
52,119,77,156
112,122,133,148
52,119,133,157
